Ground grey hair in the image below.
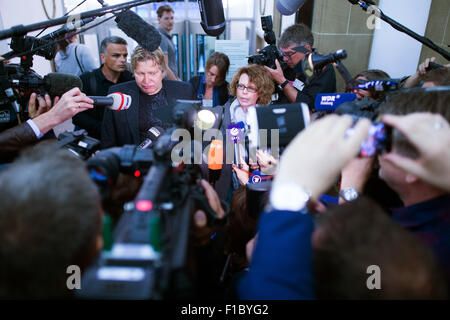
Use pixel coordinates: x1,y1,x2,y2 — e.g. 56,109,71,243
278,23,314,49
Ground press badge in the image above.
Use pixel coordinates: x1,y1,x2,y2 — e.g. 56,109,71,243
292,79,305,91
202,98,213,108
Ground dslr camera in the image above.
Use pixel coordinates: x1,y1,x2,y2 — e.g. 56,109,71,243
248,16,287,70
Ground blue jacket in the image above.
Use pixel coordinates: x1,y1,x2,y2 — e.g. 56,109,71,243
238,209,315,300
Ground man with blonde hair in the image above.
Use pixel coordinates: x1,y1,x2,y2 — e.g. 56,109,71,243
101,46,195,149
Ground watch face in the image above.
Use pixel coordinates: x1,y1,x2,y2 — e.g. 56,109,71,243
343,188,358,201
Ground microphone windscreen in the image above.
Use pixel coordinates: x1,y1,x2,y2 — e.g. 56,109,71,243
276,0,307,15
115,10,162,52
208,139,223,170
108,92,132,111
45,73,82,97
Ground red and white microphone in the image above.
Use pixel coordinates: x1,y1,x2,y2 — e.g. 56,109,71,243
88,92,132,111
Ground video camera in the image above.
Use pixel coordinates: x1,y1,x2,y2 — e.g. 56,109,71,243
77,101,226,299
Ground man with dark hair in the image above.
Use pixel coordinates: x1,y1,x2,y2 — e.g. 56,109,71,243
0,143,103,299
157,5,179,80
73,36,134,139
264,23,336,110
313,197,447,299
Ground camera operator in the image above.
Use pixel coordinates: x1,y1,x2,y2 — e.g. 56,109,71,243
0,87,93,163
264,24,336,110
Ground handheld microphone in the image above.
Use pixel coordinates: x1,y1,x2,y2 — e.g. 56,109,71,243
197,0,226,37
354,79,401,92
314,93,357,111
208,139,223,170
89,92,132,111
11,73,83,97
276,0,307,16
138,126,164,149
115,9,161,51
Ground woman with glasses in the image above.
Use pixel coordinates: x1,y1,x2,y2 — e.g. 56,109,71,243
190,52,231,108
207,64,275,201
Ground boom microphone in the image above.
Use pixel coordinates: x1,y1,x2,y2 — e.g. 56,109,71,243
11,73,83,97
115,10,161,51
41,17,95,41
89,92,132,111
276,0,307,16
197,0,226,37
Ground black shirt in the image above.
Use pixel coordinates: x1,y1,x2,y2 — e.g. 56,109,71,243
73,66,134,139
292,57,337,111
138,88,173,142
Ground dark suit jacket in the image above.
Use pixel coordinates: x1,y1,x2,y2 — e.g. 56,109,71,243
100,79,195,149
0,121,38,163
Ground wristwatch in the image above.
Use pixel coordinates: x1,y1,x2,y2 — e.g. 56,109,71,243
277,80,290,91
270,182,311,212
339,187,359,202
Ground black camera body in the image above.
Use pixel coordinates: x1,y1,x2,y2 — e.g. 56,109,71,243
248,16,286,70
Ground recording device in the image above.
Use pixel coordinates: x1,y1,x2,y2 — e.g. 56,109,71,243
246,102,311,151
0,64,83,131
115,9,162,51
138,126,164,150
346,122,392,157
77,101,223,300
276,0,307,15
197,0,226,37
57,129,101,160
353,79,401,92
9,70,83,98
248,16,287,70
89,92,132,111
425,61,445,72
297,49,347,79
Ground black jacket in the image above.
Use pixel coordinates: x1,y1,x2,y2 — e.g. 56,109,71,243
100,79,195,149
73,67,134,139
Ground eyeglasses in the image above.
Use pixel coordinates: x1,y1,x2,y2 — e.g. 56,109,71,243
281,51,296,60
236,83,257,93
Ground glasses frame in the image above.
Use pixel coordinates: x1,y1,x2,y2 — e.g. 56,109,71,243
236,83,257,94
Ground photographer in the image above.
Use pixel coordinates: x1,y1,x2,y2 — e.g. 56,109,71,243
265,24,336,109
0,87,93,163
237,114,447,299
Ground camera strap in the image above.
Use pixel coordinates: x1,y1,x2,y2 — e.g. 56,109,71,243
74,45,84,74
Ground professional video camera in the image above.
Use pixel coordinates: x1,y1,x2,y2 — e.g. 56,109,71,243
57,129,101,160
248,16,287,71
77,101,226,300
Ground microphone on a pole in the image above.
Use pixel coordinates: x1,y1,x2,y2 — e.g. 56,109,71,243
115,9,162,51
276,0,307,16
197,0,226,37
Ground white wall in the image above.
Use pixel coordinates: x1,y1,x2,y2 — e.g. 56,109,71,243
368,0,432,78
0,0,64,76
